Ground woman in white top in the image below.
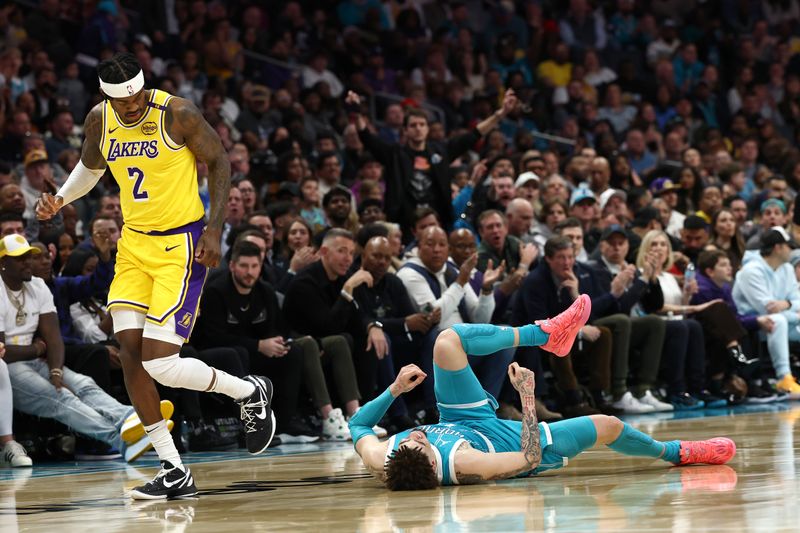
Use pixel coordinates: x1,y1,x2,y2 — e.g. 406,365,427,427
636,230,719,410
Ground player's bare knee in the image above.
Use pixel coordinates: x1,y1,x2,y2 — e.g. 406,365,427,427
433,328,467,370
590,414,623,444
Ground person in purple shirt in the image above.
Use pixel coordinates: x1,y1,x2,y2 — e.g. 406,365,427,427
691,249,772,400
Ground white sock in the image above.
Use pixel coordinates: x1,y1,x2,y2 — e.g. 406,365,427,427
142,354,254,400
209,369,255,401
144,420,182,467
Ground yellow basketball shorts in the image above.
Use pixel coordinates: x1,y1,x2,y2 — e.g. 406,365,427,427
107,219,207,341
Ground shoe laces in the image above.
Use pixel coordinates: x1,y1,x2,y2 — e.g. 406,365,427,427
239,387,268,434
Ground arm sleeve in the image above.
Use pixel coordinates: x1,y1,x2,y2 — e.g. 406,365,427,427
349,387,396,445
56,161,105,206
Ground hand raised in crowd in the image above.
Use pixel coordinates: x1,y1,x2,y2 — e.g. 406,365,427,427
610,265,636,297
499,269,524,295
390,364,427,396
482,259,505,292
289,246,318,273
641,251,660,281
366,326,388,360
457,253,478,286
92,228,114,262
469,159,488,187
345,90,367,130
518,243,538,269
500,88,519,116
343,269,373,294
258,336,289,358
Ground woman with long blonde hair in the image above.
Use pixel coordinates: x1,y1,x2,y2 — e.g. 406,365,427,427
636,230,720,409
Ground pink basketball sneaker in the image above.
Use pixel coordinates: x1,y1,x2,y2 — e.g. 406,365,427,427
535,294,592,357
678,437,736,465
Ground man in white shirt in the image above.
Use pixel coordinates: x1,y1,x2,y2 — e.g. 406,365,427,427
0,234,152,461
397,226,507,421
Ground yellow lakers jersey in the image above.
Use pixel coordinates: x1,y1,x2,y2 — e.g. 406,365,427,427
99,89,205,232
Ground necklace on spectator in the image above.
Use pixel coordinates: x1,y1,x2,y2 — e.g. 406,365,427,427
4,285,27,326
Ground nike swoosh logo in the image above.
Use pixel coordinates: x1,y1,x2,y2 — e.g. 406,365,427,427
162,474,184,488
108,126,119,134
255,406,268,420
165,245,180,252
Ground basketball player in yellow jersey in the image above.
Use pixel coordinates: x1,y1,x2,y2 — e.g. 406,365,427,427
36,53,275,500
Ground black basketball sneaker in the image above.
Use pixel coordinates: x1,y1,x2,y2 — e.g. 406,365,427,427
129,461,197,500
237,375,276,454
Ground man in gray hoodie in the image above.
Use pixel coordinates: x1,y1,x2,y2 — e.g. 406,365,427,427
733,227,800,398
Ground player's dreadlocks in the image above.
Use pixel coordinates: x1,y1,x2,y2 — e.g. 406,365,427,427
98,52,141,84
384,446,440,491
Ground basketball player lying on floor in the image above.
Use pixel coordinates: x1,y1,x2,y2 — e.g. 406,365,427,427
349,295,737,490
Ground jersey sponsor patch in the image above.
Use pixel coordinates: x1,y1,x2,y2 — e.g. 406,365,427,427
141,121,158,135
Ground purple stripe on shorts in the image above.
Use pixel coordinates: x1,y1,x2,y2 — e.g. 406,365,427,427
172,224,207,340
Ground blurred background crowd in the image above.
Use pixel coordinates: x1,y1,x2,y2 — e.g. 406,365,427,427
3,0,800,464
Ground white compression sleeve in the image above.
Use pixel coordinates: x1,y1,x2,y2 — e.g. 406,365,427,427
56,161,105,205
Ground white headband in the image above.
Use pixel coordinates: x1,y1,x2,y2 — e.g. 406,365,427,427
99,70,145,98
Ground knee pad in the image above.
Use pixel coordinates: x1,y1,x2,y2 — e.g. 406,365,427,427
141,354,184,388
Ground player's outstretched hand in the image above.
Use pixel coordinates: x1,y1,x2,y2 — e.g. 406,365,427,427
195,229,222,268
390,364,427,396
508,362,535,396
36,193,63,221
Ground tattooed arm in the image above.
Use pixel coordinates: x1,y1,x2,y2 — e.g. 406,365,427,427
167,96,230,267
454,363,541,484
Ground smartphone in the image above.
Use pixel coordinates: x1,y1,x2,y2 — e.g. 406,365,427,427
284,338,294,347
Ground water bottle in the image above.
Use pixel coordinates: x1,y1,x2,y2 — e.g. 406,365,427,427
685,262,695,284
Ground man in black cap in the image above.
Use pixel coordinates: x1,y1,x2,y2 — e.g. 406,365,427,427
587,225,672,413
733,226,800,397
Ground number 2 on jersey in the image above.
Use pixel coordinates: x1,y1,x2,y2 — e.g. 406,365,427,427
127,167,149,201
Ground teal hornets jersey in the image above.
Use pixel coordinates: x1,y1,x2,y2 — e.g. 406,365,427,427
385,423,497,485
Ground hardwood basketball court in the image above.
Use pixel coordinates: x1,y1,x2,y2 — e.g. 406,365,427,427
2,404,799,532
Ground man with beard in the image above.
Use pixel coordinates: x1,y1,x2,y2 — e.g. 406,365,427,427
193,240,318,443
323,185,359,235
354,236,437,430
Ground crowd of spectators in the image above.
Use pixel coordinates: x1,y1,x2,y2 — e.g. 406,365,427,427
4,0,800,465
